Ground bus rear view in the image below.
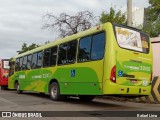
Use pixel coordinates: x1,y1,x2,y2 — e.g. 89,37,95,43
104,23,152,96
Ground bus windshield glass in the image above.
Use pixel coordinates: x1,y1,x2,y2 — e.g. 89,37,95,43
3,60,10,69
115,26,149,54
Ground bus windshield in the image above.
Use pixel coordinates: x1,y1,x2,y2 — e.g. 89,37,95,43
115,25,149,54
3,60,10,69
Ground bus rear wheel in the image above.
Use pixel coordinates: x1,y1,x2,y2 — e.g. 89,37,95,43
79,95,95,102
49,82,63,101
15,82,22,94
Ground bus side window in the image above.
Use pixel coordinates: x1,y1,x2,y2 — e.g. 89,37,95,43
78,36,92,62
44,48,51,67
58,40,77,65
31,53,37,69
50,46,57,66
37,51,43,68
15,58,20,71
43,46,57,67
67,40,77,63
91,32,105,60
22,56,27,70
58,43,67,65
19,57,23,71
27,54,32,70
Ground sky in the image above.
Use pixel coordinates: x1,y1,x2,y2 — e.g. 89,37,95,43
0,0,150,58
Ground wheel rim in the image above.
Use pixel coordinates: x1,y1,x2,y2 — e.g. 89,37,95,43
51,84,58,98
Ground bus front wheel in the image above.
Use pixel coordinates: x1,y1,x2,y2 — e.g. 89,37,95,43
15,82,22,94
49,82,63,101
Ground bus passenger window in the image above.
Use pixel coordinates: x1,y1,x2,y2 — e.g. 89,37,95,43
44,48,51,67
91,32,105,60
15,58,20,71
22,56,27,70
67,40,77,63
78,36,92,62
27,54,32,70
50,46,57,66
31,53,37,69
58,43,67,65
19,57,23,71
37,51,43,68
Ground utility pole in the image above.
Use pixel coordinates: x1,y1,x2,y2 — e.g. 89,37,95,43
127,0,132,26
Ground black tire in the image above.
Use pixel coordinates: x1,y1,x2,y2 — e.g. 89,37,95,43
1,86,5,90
1,86,8,90
79,95,95,102
15,82,22,94
49,82,63,101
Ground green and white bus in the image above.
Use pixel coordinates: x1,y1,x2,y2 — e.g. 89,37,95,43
9,22,152,101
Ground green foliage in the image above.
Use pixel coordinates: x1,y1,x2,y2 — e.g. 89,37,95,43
143,0,160,37
100,7,126,24
149,0,160,21
17,43,39,54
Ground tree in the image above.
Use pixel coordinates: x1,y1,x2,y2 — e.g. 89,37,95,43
42,11,96,37
100,7,126,24
148,0,160,22
17,43,39,54
143,0,160,37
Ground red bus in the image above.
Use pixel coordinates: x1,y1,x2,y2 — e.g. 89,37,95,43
0,59,10,90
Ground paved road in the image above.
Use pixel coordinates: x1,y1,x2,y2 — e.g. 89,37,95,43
0,88,160,120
